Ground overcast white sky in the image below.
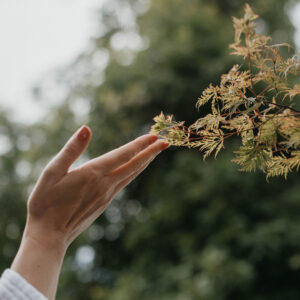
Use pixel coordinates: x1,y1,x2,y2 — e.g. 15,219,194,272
0,0,299,124
0,0,102,123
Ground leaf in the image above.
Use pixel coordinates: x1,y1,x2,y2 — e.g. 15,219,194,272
232,145,273,173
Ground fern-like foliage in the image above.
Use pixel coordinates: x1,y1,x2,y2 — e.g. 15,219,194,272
150,4,300,179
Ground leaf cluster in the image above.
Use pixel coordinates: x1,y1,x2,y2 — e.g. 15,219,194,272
151,4,300,179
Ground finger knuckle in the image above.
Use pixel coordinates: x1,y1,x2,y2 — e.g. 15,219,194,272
78,170,89,185
42,167,56,179
81,169,92,185
82,166,99,185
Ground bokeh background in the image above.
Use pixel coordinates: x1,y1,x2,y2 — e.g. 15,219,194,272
1,0,300,299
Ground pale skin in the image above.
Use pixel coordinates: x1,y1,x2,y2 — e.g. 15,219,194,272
11,125,169,300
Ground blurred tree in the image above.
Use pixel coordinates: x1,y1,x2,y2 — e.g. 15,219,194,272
0,110,28,271
1,0,299,299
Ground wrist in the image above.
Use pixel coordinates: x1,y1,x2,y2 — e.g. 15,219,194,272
22,218,68,257
22,232,67,261
11,225,66,299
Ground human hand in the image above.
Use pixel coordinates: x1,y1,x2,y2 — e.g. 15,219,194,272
11,125,168,299
24,126,168,251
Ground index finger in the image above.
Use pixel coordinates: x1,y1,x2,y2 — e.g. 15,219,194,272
88,134,158,172
110,139,169,182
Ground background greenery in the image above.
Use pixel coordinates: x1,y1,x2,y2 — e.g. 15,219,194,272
1,0,300,299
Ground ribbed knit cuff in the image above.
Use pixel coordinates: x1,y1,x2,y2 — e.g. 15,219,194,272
0,269,47,300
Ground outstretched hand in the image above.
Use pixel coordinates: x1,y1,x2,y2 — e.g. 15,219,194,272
11,126,168,299
27,125,168,248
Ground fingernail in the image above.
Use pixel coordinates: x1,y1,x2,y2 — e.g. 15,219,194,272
161,142,170,150
150,135,158,143
77,126,90,141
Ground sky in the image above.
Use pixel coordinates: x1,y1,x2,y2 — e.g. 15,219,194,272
0,0,102,123
0,0,300,124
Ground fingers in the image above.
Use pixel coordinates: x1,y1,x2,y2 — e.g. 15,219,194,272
90,134,159,172
68,152,159,232
113,152,156,195
47,126,92,177
66,138,168,231
110,139,169,182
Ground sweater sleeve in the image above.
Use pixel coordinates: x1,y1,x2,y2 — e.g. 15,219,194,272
0,269,48,300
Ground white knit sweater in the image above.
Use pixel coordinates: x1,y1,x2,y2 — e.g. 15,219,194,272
0,269,47,300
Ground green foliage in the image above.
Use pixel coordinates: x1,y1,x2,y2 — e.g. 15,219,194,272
151,4,300,179
102,149,300,300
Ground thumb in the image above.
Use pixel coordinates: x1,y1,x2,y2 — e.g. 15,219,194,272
47,125,92,177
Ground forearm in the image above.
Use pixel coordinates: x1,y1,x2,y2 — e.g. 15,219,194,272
11,225,66,300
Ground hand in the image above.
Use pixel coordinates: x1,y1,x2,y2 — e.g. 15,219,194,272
11,126,168,299
26,125,168,249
